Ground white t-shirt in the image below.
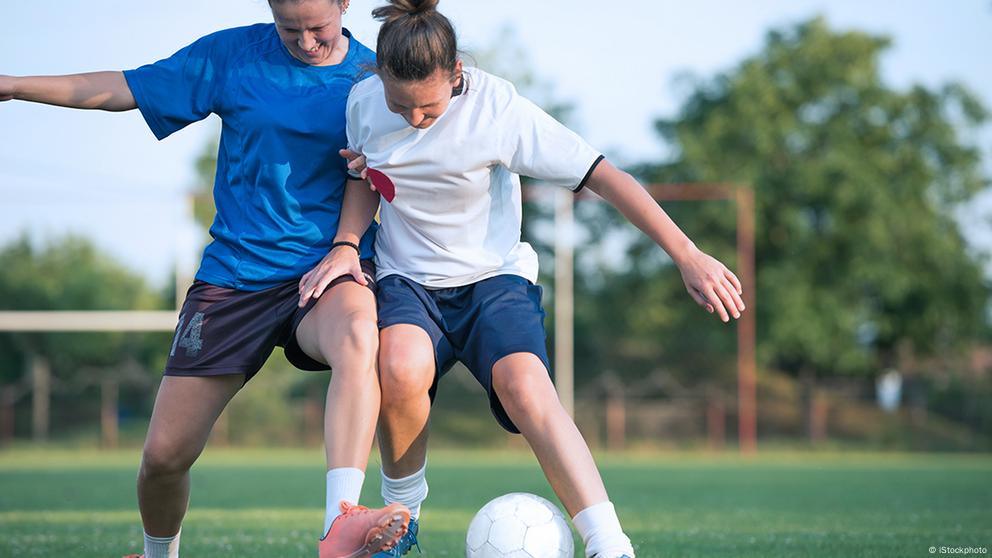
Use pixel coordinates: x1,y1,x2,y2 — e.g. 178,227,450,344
346,67,602,288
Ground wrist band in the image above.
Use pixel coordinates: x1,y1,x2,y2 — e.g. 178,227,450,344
331,241,361,255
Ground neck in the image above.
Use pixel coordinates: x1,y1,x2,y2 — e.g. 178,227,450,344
333,32,351,63
318,32,349,66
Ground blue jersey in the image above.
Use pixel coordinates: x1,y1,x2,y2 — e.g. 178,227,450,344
124,24,377,291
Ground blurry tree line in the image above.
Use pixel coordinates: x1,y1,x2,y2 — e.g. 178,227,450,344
0,237,173,444
563,17,991,445
1,17,989,448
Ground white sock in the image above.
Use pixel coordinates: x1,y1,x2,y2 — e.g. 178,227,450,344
381,462,428,520
323,467,366,536
572,501,634,558
143,529,180,558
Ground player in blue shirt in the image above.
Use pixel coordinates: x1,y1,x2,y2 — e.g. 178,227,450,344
0,2,410,557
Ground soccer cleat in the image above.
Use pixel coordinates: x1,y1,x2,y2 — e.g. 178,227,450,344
371,517,420,557
121,555,143,558
319,501,411,558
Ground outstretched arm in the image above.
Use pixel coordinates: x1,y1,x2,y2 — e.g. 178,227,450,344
298,149,381,306
585,159,746,323
0,72,135,111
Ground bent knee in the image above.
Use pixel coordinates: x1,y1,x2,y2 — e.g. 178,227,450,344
320,313,379,369
140,439,198,478
492,355,556,415
379,352,434,403
337,314,379,352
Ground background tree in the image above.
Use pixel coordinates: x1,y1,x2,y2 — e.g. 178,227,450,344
0,235,170,442
581,17,990,437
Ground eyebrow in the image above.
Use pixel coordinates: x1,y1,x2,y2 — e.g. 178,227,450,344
393,100,441,111
278,18,334,31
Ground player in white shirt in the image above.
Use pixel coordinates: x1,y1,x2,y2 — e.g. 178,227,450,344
298,1,746,556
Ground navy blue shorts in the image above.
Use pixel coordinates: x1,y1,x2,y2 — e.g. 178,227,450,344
165,260,376,383
376,273,551,433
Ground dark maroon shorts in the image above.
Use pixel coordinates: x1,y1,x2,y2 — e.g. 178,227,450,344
164,259,376,383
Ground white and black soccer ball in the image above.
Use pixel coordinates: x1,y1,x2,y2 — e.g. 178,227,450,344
466,492,574,558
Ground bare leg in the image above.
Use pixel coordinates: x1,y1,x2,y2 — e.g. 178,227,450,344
491,352,609,517
376,324,436,478
295,281,380,470
138,373,244,536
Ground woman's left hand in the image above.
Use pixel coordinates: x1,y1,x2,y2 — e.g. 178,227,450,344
339,148,369,182
676,246,746,323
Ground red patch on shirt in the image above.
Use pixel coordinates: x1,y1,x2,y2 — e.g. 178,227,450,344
367,168,396,203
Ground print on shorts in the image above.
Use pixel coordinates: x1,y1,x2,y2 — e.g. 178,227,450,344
170,311,205,358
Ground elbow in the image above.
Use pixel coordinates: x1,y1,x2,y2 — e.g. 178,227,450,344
98,95,137,112
106,103,136,112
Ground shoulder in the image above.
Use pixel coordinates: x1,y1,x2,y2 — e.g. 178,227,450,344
348,74,384,107
345,75,384,142
346,29,377,66
465,68,515,92
464,67,519,111
197,23,275,46
189,24,278,58
343,29,377,85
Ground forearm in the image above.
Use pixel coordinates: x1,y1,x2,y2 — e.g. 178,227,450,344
9,72,136,111
586,159,697,265
333,179,381,245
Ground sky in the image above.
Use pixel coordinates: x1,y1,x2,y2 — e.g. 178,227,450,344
2,0,990,289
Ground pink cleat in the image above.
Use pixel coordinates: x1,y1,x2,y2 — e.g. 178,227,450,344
319,501,411,558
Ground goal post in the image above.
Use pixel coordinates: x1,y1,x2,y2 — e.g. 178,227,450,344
0,193,197,334
552,183,757,454
0,311,179,332
0,194,197,445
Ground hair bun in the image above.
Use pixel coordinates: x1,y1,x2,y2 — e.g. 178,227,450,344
372,0,440,23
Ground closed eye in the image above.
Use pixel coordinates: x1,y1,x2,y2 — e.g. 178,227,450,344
393,102,440,111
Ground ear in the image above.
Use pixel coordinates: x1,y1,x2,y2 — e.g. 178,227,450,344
452,59,464,83
341,0,350,13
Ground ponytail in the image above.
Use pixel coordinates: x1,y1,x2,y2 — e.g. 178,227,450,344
372,0,458,81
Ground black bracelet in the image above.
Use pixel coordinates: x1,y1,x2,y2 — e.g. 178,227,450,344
331,241,361,255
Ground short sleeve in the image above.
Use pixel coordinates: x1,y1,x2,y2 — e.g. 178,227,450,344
345,86,365,179
123,34,226,140
498,92,603,192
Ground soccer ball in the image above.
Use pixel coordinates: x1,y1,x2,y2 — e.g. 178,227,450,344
466,492,574,558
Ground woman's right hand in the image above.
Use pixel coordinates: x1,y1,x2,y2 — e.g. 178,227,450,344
298,244,367,307
0,75,16,102
675,245,745,323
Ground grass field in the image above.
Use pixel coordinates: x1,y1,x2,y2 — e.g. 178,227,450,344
1,448,989,557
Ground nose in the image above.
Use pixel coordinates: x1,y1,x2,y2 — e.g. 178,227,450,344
406,109,425,127
298,31,317,50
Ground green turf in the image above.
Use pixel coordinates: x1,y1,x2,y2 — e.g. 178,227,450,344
0,448,989,557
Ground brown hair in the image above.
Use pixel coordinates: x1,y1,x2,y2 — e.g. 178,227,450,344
372,0,458,81
268,0,343,5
